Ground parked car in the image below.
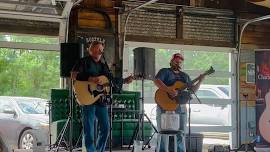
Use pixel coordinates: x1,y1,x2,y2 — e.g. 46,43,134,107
195,84,230,99
0,96,49,151
144,84,230,126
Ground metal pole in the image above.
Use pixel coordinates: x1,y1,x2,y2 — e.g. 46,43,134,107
69,79,73,152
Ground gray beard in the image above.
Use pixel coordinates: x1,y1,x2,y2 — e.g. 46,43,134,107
171,65,180,72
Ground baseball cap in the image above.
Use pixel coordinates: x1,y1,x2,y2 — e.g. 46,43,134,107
171,53,184,61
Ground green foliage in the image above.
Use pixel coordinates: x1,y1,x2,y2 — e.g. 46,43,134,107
183,51,229,71
0,34,60,99
0,49,59,99
183,51,230,85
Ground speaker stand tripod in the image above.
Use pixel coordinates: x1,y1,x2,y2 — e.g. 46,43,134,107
51,80,76,152
128,77,158,151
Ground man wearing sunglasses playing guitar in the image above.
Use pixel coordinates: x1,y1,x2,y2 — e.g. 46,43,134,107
154,53,205,152
71,41,132,152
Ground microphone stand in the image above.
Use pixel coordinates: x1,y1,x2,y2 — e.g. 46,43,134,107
102,55,115,152
186,85,202,152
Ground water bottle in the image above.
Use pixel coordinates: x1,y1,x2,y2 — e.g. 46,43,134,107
256,135,261,143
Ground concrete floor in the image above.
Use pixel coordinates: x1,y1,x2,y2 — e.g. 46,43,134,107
14,135,230,152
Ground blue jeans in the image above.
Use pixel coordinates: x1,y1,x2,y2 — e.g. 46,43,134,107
156,105,187,152
82,104,109,152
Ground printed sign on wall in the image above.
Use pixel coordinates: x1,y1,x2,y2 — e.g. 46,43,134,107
240,63,256,101
256,50,270,148
246,63,255,84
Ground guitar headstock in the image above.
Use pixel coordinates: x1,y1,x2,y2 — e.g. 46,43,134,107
204,66,215,76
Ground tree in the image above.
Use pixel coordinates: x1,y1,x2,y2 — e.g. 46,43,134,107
0,34,59,99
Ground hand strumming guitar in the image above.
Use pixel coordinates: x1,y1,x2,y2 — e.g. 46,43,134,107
88,76,102,85
123,75,133,84
168,88,178,97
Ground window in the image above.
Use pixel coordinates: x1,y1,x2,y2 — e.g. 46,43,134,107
122,42,236,147
0,34,60,99
16,99,46,114
0,100,13,113
0,34,59,44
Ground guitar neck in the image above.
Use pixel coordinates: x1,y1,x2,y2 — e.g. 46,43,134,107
182,66,214,89
191,72,209,85
191,76,201,85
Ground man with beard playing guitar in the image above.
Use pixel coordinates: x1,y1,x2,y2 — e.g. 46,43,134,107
154,53,205,152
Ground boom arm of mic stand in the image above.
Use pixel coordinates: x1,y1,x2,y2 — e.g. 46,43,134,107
102,55,114,152
187,86,202,104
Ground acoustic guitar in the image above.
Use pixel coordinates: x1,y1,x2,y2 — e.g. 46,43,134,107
73,75,110,105
258,91,270,142
155,67,215,111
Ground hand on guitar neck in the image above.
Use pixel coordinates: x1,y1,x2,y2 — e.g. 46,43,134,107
123,75,134,84
192,74,206,92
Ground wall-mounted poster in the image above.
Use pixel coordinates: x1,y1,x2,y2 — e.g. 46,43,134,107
255,50,270,148
240,63,256,101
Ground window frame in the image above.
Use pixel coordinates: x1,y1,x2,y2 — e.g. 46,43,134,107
123,41,237,147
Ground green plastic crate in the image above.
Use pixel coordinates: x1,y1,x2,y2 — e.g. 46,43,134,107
120,91,140,110
112,92,140,120
50,88,81,122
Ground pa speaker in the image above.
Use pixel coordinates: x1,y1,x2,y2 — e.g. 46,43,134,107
133,47,155,80
60,43,82,77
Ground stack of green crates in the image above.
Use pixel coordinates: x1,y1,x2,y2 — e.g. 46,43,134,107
51,89,81,122
50,88,82,146
111,91,154,147
112,94,139,120
111,119,154,146
51,89,69,122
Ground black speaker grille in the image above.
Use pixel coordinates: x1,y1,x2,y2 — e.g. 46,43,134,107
60,43,81,77
133,47,155,80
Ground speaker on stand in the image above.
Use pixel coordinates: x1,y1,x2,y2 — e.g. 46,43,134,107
133,47,155,80
129,47,158,150
51,43,82,151
60,43,82,78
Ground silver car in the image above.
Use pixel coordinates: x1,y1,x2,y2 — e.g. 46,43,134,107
0,96,49,151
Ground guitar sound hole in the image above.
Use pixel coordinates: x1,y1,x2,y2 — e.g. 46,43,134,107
96,85,103,91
